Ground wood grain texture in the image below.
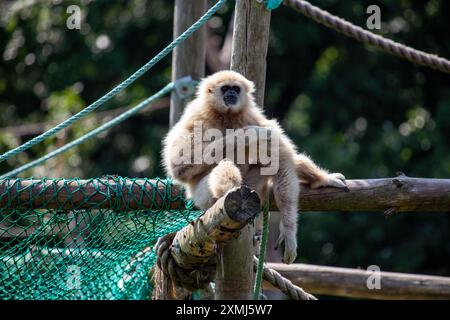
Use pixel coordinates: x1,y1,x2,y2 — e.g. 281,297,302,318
264,263,450,299
273,176,450,213
214,0,272,300
171,186,260,269
3,177,449,213
230,0,271,107
170,0,206,127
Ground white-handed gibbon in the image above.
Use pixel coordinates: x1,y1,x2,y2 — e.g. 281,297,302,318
162,70,346,263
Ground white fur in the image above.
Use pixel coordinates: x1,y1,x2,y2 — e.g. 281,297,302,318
162,71,347,264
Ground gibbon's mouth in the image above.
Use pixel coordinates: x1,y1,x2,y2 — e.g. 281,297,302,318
223,94,238,106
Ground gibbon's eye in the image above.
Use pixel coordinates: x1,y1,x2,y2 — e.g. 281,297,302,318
231,86,240,94
221,85,230,94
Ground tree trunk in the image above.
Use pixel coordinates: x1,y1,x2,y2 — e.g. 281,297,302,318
170,0,206,128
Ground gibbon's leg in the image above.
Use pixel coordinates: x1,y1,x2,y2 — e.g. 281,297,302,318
190,159,242,211
190,175,214,211
271,163,300,264
295,153,347,189
241,166,270,203
208,159,242,199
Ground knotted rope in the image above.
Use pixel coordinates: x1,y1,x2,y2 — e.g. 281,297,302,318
155,232,216,291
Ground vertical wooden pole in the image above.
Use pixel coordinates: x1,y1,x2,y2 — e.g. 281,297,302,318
170,0,207,128
214,0,272,300
154,0,207,300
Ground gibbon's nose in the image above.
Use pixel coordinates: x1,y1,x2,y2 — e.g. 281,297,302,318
223,92,238,106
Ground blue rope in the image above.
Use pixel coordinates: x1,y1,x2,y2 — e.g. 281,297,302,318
264,0,283,10
0,0,226,164
0,83,174,179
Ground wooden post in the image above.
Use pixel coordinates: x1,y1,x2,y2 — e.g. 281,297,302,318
214,0,272,300
170,0,207,128
156,1,207,298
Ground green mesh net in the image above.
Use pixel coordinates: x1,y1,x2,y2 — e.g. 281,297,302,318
0,177,201,300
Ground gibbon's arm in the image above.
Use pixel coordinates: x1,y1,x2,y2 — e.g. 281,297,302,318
164,127,212,183
253,121,341,187
203,126,272,157
170,162,212,183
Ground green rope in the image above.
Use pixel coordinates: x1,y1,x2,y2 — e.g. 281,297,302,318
0,83,174,179
253,197,270,300
0,0,226,164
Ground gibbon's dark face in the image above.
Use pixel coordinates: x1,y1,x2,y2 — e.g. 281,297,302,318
221,84,241,107
211,80,247,114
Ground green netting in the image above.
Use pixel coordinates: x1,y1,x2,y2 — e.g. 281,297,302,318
0,177,201,300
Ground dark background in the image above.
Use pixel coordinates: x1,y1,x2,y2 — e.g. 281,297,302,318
1,0,449,277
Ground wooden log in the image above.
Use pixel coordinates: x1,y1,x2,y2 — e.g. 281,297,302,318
171,186,261,269
0,224,37,239
277,175,450,213
2,176,450,212
0,178,185,211
152,186,260,299
264,263,450,300
169,0,206,128
214,0,272,300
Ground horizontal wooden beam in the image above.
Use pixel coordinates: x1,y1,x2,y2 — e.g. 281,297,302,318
1,176,449,212
264,263,450,300
274,175,450,213
0,178,185,211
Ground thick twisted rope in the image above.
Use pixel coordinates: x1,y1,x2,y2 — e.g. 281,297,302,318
253,257,317,300
0,83,174,178
284,0,450,74
0,0,226,164
155,233,216,292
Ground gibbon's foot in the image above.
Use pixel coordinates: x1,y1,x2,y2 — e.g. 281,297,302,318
275,228,297,264
311,173,347,189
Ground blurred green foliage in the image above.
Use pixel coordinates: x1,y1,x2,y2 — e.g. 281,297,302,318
0,0,449,277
